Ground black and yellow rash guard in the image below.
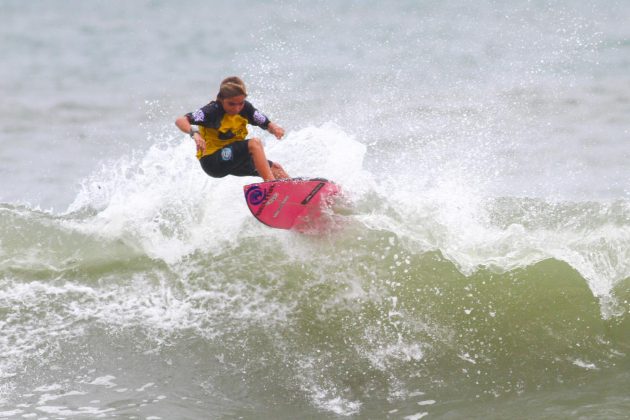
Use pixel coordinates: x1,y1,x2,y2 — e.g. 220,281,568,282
185,100,271,159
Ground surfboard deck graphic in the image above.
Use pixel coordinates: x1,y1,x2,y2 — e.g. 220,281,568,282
243,178,341,231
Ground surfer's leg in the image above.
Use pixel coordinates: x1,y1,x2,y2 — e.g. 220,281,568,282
248,137,274,181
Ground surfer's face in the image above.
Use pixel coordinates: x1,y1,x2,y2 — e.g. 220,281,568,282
220,95,246,115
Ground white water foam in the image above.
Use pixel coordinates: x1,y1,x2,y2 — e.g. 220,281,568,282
64,123,372,262
365,160,630,313
296,356,362,417
64,122,629,314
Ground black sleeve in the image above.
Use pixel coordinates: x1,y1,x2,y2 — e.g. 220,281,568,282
185,102,223,129
242,101,271,129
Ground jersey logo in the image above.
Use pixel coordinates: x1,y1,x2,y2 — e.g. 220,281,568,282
253,110,266,125
221,147,233,161
192,109,205,122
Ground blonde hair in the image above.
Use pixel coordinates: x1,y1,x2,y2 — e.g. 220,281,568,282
217,76,247,100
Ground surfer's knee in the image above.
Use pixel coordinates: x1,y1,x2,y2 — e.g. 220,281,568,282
248,137,264,153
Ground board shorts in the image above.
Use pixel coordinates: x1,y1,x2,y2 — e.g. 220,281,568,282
199,139,273,178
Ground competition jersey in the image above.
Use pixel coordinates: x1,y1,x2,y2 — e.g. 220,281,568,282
185,100,271,158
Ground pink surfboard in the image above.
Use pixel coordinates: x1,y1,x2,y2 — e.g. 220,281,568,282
244,178,341,231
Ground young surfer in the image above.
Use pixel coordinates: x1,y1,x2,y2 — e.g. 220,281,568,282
175,77,288,181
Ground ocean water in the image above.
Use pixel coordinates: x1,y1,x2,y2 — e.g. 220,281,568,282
1,0,629,419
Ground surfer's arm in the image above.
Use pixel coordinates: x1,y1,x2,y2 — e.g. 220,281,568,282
175,115,205,154
243,100,284,139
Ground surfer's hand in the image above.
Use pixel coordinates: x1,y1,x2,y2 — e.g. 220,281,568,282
268,122,285,140
192,132,205,153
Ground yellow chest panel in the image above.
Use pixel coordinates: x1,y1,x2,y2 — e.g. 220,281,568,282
198,114,250,158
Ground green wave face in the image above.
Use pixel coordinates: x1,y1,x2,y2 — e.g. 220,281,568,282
1,199,628,418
